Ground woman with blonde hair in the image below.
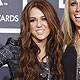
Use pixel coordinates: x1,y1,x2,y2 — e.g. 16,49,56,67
62,0,80,80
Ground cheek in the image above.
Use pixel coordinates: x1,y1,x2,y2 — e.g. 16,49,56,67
69,6,76,15
30,25,34,33
69,7,73,16
48,29,51,34
47,27,50,33
69,7,75,20
41,20,48,26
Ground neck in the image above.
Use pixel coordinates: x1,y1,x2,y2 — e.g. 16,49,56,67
78,30,80,37
37,41,46,62
32,37,47,62
75,30,80,39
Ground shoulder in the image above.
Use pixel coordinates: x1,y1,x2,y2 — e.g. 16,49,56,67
6,37,21,46
64,43,76,55
0,37,21,59
5,37,21,52
62,43,77,80
62,43,77,62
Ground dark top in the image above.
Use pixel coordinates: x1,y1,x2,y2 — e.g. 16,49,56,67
62,43,77,80
40,62,53,80
0,37,20,80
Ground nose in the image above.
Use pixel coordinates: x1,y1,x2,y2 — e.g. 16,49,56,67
37,20,42,27
76,2,80,12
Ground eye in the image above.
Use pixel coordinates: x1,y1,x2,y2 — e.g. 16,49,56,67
30,19,36,22
41,17,47,21
70,2,77,6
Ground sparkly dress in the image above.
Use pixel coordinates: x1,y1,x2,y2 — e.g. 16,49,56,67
40,57,53,80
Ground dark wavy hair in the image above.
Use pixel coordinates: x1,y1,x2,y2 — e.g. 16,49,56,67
16,0,64,80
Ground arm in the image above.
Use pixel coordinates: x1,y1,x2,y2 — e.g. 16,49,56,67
0,37,20,67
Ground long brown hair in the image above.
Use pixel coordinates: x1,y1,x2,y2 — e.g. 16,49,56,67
16,0,64,80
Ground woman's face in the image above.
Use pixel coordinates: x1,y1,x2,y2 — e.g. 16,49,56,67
69,0,80,28
30,7,50,42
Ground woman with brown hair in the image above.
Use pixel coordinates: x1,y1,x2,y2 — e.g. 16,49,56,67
16,0,64,80
0,0,64,80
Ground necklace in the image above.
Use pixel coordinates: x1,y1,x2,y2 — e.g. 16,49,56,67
74,36,80,80
76,55,80,80
74,33,80,55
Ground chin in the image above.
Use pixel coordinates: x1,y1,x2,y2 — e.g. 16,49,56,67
37,37,47,41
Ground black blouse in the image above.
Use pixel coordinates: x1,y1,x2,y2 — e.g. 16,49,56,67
0,37,20,80
62,44,77,80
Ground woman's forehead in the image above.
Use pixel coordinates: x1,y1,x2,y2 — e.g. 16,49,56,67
70,0,80,1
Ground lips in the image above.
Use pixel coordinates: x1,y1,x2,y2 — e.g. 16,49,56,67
75,14,80,21
36,29,45,34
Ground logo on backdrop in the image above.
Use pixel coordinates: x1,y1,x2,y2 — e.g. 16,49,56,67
0,0,3,6
0,0,8,6
0,0,22,28
59,0,65,8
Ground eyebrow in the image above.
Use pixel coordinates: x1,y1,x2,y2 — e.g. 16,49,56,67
30,17,35,18
70,0,76,1
30,16,45,18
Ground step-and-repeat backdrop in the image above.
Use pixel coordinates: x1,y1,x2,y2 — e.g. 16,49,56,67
0,0,65,80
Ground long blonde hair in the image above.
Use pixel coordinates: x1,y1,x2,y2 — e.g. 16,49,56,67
62,0,73,51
